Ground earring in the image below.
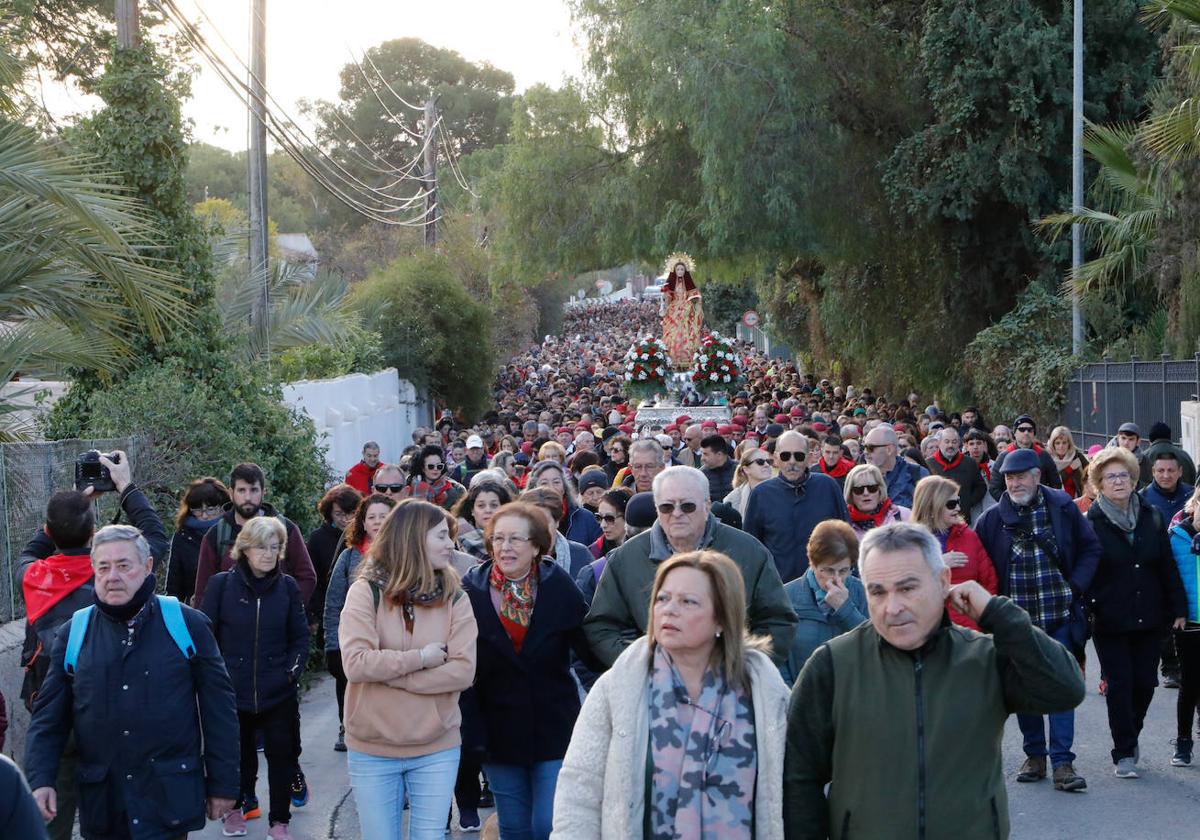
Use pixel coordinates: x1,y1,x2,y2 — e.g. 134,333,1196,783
715,630,722,638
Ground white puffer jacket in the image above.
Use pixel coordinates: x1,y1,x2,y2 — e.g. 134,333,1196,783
550,636,789,839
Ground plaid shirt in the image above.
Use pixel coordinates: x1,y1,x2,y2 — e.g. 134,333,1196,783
1007,492,1073,630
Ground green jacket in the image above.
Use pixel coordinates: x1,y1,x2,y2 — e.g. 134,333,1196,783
583,516,797,667
783,597,1084,840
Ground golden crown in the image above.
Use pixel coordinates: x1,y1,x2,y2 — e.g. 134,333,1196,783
663,251,696,275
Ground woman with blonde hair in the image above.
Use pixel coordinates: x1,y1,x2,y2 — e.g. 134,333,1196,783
339,499,478,838
910,475,998,631
723,447,774,518
552,550,789,839
1048,426,1089,499
537,441,567,465
844,464,910,537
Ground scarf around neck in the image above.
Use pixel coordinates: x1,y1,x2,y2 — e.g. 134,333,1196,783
1097,492,1141,535
932,451,963,472
648,645,756,840
23,552,93,624
409,477,454,508
391,573,447,632
489,560,539,651
848,496,894,529
95,575,156,624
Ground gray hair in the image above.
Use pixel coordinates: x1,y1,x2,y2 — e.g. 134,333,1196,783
629,437,664,463
91,524,152,566
652,465,710,503
362,440,380,453
859,522,945,577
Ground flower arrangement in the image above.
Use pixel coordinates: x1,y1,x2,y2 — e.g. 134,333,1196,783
623,336,672,401
691,331,743,394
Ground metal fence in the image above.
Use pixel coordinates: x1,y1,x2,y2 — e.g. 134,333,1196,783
735,323,793,359
1063,354,1200,452
0,436,153,623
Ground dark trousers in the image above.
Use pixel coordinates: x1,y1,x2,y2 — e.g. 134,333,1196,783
47,734,78,840
1094,630,1161,763
326,649,347,722
455,749,484,811
238,695,300,825
1175,628,1200,740
1163,632,1181,678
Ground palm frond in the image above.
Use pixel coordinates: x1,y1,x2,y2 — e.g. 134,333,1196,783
1141,0,1200,28
1139,98,1200,162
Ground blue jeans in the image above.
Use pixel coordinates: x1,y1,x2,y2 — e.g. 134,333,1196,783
1016,622,1077,768
482,760,562,840
348,747,459,840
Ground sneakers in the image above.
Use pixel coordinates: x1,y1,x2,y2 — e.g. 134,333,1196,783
1052,762,1087,791
1016,756,1046,782
267,823,293,840
1163,673,1181,689
334,725,346,753
459,806,482,832
221,809,247,837
478,779,495,809
242,796,261,821
1114,757,1139,778
290,771,309,808
1173,738,1193,766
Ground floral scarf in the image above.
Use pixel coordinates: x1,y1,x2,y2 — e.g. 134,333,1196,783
648,645,756,840
848,496,895,530
391,574,446,633
489,561,539,652
405,477,455,508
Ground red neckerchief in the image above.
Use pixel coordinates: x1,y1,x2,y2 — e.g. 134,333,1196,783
489,561,538,652
932,451,963,472
354,536,371,555
23,553,93,624
1006,442,1043,454
819,458,852,479
980,461,991,481
848,497,894,529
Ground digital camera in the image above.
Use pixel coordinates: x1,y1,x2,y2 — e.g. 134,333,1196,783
75,450,119,493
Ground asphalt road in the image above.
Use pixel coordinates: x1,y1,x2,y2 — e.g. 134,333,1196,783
190,646,1200,839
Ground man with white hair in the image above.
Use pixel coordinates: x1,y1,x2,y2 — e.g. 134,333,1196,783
584,465,796,667
783,522,1085,839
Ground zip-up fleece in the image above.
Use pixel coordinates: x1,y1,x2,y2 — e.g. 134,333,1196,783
783,597,1084,840
339,577,478,758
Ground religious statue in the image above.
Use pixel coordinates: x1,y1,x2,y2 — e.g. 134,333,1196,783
660,252,704,370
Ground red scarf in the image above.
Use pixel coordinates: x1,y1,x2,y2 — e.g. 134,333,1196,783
819,457,852,479
489,561,538,652
23,553,93,624
979,461,991,482
848,497,895,530
932,451,963,472
406,478,454,508
1006,442,1044,454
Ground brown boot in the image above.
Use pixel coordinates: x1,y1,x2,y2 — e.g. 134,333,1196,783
1016,755,1046,782
1052,762,1087,791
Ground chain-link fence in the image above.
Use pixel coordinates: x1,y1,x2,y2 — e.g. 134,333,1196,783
0,436,154,623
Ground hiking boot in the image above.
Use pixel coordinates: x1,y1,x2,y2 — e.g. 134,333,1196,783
1052,762,1087,791
1114,757,1139,779
334,725,346,753
290,770,309,807
222,809,247,837
1016,755,1046,782
267,823,293,840
241,796,261,820
1173,738,1193,766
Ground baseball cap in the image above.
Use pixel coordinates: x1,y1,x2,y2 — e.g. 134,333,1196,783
466,435,484,449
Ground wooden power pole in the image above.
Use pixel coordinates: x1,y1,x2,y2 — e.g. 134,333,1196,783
116,0,139,48
248,0,270,330
423,97,438,248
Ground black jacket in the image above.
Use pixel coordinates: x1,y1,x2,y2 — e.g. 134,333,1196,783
165,525,207,604
24,596,240,840
200,562,310,714
702,459,736,502
1086,502,1188,635
927,451,987,523
0,754,47,840
305,522,345,621
461,560,597,764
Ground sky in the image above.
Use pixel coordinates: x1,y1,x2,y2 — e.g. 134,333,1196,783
49,0,587,151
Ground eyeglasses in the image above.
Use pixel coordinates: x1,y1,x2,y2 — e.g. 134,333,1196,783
662,445,673,451
850,484,880,495
194,505,223,516
491,534,532,547
657,501,700,515
597,513,622,524
426,462,445,472
374,483,404,493
1102,472,1131,484
777,451,805,462
250,544,282,554
747,458,770,467
1015,426,1035,434
945,498,961,510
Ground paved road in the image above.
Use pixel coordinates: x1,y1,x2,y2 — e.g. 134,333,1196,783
193,646,1200,839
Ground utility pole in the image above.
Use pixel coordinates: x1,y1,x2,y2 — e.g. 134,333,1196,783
116,0,139,48
423,97,439,248
1071,0,1085,355
248,0,270,330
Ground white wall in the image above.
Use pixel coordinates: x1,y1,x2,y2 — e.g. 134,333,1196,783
281,368,422,476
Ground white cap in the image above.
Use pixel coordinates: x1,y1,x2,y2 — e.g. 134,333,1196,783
466,435,484,449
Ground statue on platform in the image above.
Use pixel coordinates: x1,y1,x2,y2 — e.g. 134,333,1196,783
660,252,704,370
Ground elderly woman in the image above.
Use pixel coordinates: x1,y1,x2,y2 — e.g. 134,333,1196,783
201,517,309,838
402,444,467,511
723,447,774,519
552,550,789,839
166,477,231,605
462,502,595,840
910,476,998,631
844,464,910,537
1085,446,1187,778
537,441,567,465
780,521,867,686
1169,487,1200,766
529,460,603,547
452,480,514,561
1049,426,1089,499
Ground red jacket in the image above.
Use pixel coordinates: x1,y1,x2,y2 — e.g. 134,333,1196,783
345,460,381,495
942,523,999,631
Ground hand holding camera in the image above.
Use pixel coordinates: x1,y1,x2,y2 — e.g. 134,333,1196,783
75,449,131,497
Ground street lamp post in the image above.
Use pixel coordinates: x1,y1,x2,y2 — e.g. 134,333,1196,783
1071,0,1085,355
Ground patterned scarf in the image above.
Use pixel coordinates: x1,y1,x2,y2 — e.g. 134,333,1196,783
648,645,756,840
406,478,454,508
391,574,446,633
489,561,538,651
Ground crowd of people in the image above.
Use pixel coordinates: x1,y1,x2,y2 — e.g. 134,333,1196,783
4,297,1200,840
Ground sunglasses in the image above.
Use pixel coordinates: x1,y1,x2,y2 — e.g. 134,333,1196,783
658,501,700,515
946,498,961,510
863,443,887,453
1015,426,1035,434
850,483,880,495
747,458,770,467
597,513,622,524
374,483,404,493
426,463,445,472
777,451,805,462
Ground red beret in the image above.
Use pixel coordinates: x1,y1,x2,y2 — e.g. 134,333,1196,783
701,419,718,429
555,427,570,435
812,422,828,433
732,416,748,426
521,441,533,454
718,424,734,435
575,422,590,430
774,414,788,424
664,424,679,433
790,406,803,416
675,415,692,426
893,423,906,432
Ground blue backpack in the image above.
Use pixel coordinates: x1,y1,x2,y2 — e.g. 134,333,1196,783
64,595,196,676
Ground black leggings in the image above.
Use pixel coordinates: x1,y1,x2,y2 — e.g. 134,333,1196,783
455,750,484,811
1176,628,1200,740
326,649,347,722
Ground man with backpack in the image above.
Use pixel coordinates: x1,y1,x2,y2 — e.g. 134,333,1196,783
18,452,166,840
24,524,240,839
191,463,316,607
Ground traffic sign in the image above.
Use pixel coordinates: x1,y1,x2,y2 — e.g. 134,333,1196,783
742,310,761,328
